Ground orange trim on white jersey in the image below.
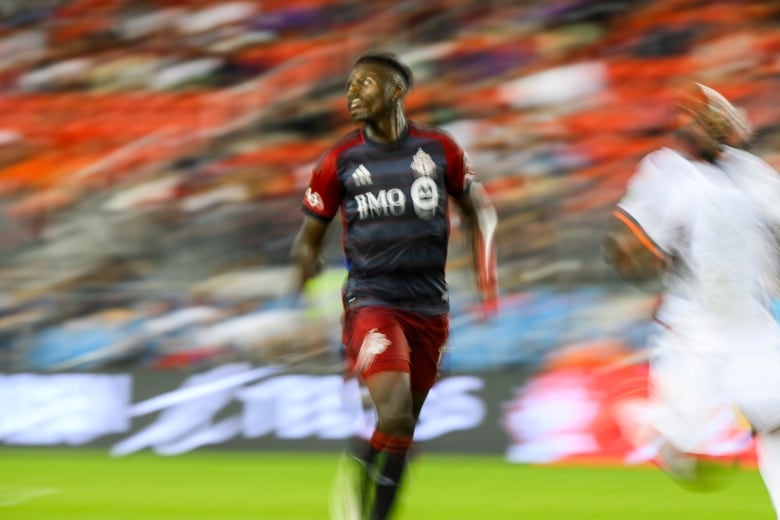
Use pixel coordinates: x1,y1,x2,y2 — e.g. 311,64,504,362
612,208,666,261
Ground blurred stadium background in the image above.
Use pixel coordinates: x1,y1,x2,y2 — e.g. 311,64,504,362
0,0,778,518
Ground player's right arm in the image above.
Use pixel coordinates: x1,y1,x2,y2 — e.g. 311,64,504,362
290,216,329,292
603,210,666,283
289,147,343,293
602,150,682,286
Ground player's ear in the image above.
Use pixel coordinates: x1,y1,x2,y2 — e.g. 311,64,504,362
393,82,406,103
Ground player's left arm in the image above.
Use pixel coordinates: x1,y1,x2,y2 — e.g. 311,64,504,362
443,136,498,317
455,181,499,317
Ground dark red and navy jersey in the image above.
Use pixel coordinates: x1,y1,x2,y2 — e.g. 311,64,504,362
302,121,474,315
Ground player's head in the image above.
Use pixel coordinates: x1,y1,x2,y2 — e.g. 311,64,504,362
672,82,722,162
346,52,412,123
697,83,753,149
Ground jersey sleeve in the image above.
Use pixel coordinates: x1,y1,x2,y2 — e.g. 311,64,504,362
302,148,342,221
443,138,475,197
615,150,686,256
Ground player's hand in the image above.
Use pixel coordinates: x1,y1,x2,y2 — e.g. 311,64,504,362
475,296,499,323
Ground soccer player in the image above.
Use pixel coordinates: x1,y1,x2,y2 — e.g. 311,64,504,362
290,52,498,520
603,83,780,516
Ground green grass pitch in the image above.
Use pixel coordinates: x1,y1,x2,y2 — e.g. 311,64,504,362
0,449,773,519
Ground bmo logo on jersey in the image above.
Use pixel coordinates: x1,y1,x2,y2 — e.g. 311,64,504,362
353,148,440,221
355,189,407,220
354,185,440,221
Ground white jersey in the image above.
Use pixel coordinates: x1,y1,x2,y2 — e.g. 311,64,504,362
618,147,780,339
720,145,780,293
616,147,780,447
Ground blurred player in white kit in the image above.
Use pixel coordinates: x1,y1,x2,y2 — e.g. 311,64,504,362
603,81,780,516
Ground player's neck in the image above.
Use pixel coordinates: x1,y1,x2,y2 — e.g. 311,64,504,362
672,134,721,164
364,108,408,144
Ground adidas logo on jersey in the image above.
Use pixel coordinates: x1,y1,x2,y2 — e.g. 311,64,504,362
351,164,373,186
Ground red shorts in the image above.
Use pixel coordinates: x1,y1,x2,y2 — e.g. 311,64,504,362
343,306,449,392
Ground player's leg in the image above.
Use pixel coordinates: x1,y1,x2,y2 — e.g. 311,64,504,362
331,310,370,520
629,331,735,486
364,306,449,520
411,390,428,430
405,312,449,475
731,346,780,519
756,429,780,519
345,306,414,520
332,308,401,520
364,370,415,520
726,331,780,518
408,311,449,422
755,405,780,519
341,310,378,515
341,381,376,520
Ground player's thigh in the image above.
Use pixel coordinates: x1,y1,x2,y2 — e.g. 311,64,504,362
401,312,449,394
344,306,411,381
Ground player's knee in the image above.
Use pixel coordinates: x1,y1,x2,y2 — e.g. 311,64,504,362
376,412,415,437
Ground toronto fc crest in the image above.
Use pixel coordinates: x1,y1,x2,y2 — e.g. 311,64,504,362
411,148,437,178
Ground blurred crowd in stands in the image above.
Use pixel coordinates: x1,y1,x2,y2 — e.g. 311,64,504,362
0,0,777,373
